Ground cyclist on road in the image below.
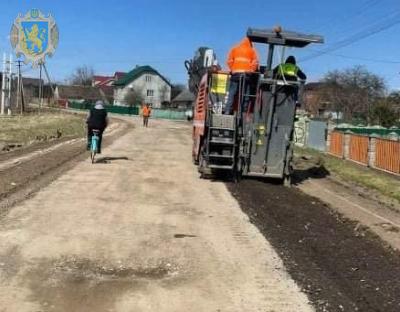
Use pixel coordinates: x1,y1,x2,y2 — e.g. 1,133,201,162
87,100,108,153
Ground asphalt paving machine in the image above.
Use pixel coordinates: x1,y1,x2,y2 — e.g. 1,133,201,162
185,27,323,184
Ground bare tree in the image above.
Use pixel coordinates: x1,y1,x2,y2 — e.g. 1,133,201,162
69,65,94,86
319,66,386,123
124,87,143,107
371,101,397,127
376,91,400,127
387,91,400,116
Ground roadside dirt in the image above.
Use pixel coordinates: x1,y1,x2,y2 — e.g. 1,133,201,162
293,154,400,213
0,137,78,162
228,179,400,311
293,155,400,250
0,119,131,217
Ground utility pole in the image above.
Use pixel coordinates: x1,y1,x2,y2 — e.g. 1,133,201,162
38,63,43,113
1,53,6,115
7,54,12,115
16,60,22,113
43,63,55,105
20,74,25,113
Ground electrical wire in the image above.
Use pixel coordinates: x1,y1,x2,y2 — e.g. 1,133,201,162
311,0,381,34
300,11,400,63
305,48,400,64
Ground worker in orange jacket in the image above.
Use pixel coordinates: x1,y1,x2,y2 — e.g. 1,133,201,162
142,103,151,127
224,37,259,114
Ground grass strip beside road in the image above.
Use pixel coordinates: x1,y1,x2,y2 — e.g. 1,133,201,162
0,112,86,145
295,147,400,203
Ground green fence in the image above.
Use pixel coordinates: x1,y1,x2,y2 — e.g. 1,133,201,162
151,109,187,120
68,101,139,115
335,126,400,137
67,101,187,120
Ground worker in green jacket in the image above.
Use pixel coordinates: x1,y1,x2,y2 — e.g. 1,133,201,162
273,55,306,105
274,55,306,81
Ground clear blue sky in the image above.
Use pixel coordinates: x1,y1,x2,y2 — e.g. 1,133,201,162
1,0,399,90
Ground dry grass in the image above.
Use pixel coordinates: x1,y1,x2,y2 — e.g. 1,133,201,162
296,147,400,203
0,112,86,144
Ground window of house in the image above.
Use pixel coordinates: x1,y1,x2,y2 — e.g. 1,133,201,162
147,89,154,97
145,75,152,82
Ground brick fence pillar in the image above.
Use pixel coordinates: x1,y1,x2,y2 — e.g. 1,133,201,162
344,132,351,160
326,130,331,154
368,136,377,168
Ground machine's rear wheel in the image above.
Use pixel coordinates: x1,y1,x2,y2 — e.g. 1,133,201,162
198,147,208,178
198,151,205,176
198,145,213,179
233,157,243,183
283,174,292,187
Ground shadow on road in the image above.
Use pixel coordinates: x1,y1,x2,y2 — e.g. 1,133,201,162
292,165,330,185
95,156,129,164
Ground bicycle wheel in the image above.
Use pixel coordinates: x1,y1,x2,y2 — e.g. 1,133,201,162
91,150,96,163
90,134,98,164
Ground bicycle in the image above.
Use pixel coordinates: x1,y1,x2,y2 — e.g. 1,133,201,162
90,129,100,164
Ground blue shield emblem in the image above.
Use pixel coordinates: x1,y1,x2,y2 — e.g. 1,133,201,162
11,9,59,66
21,21,48,55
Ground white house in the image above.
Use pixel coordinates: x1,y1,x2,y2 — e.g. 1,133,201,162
113,65,171,108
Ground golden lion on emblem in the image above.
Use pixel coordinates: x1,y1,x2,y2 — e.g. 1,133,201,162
22,24,46,54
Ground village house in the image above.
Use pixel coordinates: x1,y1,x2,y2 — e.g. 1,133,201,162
113,65,171,108
92,72,126,91
170,89,195,110
92,72,127,104
0,75,45,107
302,82,343,119
54,85,104,107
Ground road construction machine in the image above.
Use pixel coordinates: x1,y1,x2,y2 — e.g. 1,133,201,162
185,27,323,185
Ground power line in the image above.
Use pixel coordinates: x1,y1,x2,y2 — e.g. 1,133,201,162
300,11,400,63
311,0,380,34
306,48,400,64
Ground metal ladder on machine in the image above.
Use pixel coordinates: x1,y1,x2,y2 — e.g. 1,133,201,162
233,74,259,174
203,73,256,173
205,113,237,171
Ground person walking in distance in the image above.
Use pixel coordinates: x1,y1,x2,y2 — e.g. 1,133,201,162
142,103,151,127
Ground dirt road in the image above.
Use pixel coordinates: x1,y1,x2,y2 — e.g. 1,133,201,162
0,117,313,312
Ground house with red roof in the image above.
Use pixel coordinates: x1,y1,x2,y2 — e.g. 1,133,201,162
92,72,127,103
